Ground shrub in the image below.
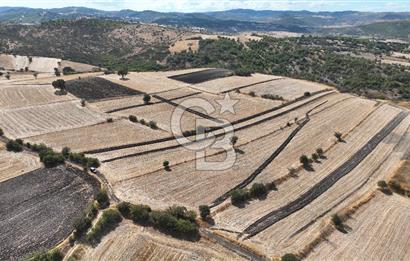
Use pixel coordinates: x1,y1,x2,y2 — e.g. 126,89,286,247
129,115,138,122
107,118,113,123
230,136,238,146
312,153,319,162
6,140,23,152
250,183,267,198
248,91,256,97
73,215,92,238
130,204,151,224
230,189,249,205
149,121,158,129
87,209,122,243
87,157,100,168
334,132,343,142
316,147,324,156
377,180,388,189
281,253,299,261
0,128,3,136
16,139,23,145
304,91,311,97
28,249,63,261
61,147,71,159
139,119,146,125
163,160,170,170
117,201,131,217
299,155,310,167
143,94,151,104
199,205,210,220
95,189,110,209
331,214,342,227
42,152,65,168
52,79,65,90
81,99,86,107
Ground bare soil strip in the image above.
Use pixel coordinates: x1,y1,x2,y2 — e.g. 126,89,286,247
243,111,409,238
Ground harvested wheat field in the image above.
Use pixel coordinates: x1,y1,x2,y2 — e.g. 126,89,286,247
0,166,98,261
189,73,283,94
0,145,42,183
99,69,207,94
230,109,410,258
27,119,169,153
307,192,410,261
0,84,76,109
79,222,245,261
214,104,405,233
241,78,332,101
0,100,107,139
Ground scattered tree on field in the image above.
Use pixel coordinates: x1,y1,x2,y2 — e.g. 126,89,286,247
143,94,151,104
331,214,343,228
163,160,170,171
316,147,324,157
282,253,299,261
107,118,113,123
52,79,66,94
377,180,388,189
199,205,210,220
334,132,343,142
149,121,158,129
299,155,310,168
230,188,249,206
117,68,128,80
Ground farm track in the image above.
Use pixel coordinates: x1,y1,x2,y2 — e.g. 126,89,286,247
200,229,267,261
85,91,334,155
243,111,409,238
105,91,201,113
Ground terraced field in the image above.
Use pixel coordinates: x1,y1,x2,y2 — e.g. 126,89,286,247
79,222,246,261
0,144,41,183
0,84,75,109
307,192,410,261
27,119,170,153
241,78,332,101
0,100,107,138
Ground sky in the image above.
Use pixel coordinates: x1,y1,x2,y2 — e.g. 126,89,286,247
1,0,410,12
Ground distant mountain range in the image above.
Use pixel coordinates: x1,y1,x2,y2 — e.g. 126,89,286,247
0,7,410,38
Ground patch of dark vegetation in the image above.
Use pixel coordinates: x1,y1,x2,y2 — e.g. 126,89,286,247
26,249,63,261
230,182,277,207
167,36,410,100
0,166,98,260
87,209,122,244
168,68,233,84
65,77,142,101
117,203,199,240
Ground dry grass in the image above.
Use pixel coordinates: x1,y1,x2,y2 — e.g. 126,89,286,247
79,222,246,261
0,100,107,139
27,119,169,153
241,78,333,101
306,192,410,261
0,144,42,183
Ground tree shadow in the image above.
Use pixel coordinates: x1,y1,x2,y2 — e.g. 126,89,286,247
235,148,245,154
303,164,315,172
205,217,215,225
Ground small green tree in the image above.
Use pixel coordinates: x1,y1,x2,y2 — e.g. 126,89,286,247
199,205,210,220
52,79,66,91
117,68,128,80
250,183,267,198
377,180,388,190
331,214,343,228
312,153,319,162
316,147,324,157
300,155,310,167
282,253,299,261
130,204,151,224
143,94,151,104
129,115,138,122
230,188,249,205
163,160,170,171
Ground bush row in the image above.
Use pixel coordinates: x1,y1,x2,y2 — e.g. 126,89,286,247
128,115,158,130
86,208,122,243
230,182,277,206
117,202,199,239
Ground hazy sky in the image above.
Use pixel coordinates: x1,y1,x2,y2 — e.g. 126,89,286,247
2,0,410,12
